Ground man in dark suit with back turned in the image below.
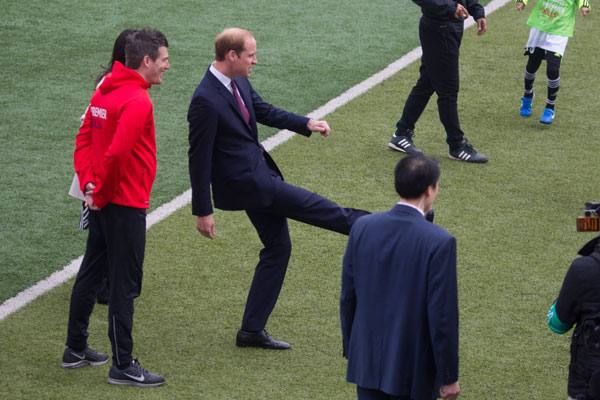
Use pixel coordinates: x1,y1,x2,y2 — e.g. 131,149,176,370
341,154,460,400
188,27,369,350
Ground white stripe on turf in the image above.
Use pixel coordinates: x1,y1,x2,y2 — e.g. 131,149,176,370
0,0,511,321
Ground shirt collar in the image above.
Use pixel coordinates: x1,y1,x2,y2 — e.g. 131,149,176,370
209,62,233,93
396,201,425,216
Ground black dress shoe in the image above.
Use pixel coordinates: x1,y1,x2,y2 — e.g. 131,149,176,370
236,329,291,350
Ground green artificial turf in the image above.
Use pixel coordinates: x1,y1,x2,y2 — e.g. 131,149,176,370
0,0,422,303
3,0,598,398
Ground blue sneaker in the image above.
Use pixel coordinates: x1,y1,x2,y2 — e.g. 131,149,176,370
540,108,555,124
520,95,534,117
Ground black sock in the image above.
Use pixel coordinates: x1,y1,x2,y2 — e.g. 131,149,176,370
524,69,536,98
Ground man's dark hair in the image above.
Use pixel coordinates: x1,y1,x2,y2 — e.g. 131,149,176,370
394,154,440,199
125,28,168,69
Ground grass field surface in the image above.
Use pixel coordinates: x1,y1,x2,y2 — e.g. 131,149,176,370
2,0,600,398
0,0,422,303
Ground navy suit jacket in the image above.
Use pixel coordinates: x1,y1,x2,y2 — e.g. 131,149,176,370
187,68,311,216
340,204,459,399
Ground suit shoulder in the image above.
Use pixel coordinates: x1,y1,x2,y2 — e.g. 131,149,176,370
425,221,454,241
191,78,213,97
351,210,389,229
352,210,451,235
235,77,253,90
189,79,219,108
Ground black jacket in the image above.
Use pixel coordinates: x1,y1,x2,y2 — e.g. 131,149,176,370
413,0,485,27
555,237,600,399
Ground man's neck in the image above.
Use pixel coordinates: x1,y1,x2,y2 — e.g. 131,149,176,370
398,197,426,214
134,69,147,84
213,61,233,79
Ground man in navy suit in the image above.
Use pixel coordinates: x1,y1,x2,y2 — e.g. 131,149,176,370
188,27,369,350
341,154,460,400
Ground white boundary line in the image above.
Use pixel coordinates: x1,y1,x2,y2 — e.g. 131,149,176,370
0,0,511,322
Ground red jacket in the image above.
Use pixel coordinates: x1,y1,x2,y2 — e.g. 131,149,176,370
74,61,156,209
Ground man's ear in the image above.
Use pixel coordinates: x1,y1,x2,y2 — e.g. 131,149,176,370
424,185,433,197
226,49,237,62
142,55,151,68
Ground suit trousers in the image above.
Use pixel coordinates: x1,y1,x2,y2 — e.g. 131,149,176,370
357,386,412,400
66,203,146,367
397,17,465,149
242,177,369,331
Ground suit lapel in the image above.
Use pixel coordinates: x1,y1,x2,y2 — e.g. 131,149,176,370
219,83,246,123
206,71,250,126
231,78,258,140
205,70,259,141
235,79,255,124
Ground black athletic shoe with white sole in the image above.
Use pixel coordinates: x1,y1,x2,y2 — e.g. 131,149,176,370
61,347,109,369
108,359,165,387
388,129,421,154
448,141,488,163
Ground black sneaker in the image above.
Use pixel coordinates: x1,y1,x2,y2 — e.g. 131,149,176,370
388,128,421,154
448,141,488,163
61,347,109,369
108,359,165,387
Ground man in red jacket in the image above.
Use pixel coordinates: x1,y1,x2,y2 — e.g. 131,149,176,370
62,28,169,387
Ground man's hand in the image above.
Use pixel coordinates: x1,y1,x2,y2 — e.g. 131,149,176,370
581,6,590,16
440,381,461,400
307,119,331,137
476,18,487,35
84,182,100,211
516,1,525,11
454,4,469,20
197,214,215,239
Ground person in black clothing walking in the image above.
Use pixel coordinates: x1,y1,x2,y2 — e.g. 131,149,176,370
389,0,489,163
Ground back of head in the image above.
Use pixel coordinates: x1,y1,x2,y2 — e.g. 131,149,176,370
95,28,137,85
112,29,138,67
214,27,253,61
394,154,440,199
125,28,168,70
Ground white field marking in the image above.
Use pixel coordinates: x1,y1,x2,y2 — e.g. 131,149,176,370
0,0,511,321
0,189,192,321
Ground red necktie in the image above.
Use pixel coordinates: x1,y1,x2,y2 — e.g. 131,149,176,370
231,80,250,124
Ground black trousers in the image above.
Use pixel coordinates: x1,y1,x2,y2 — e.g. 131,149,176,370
398,16,465,148
242,178,370,331
525,47,561,81
356,386,412,400
66,203,146,367
569,338,600,400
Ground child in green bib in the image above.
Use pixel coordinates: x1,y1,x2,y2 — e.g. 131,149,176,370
517,0,590,124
